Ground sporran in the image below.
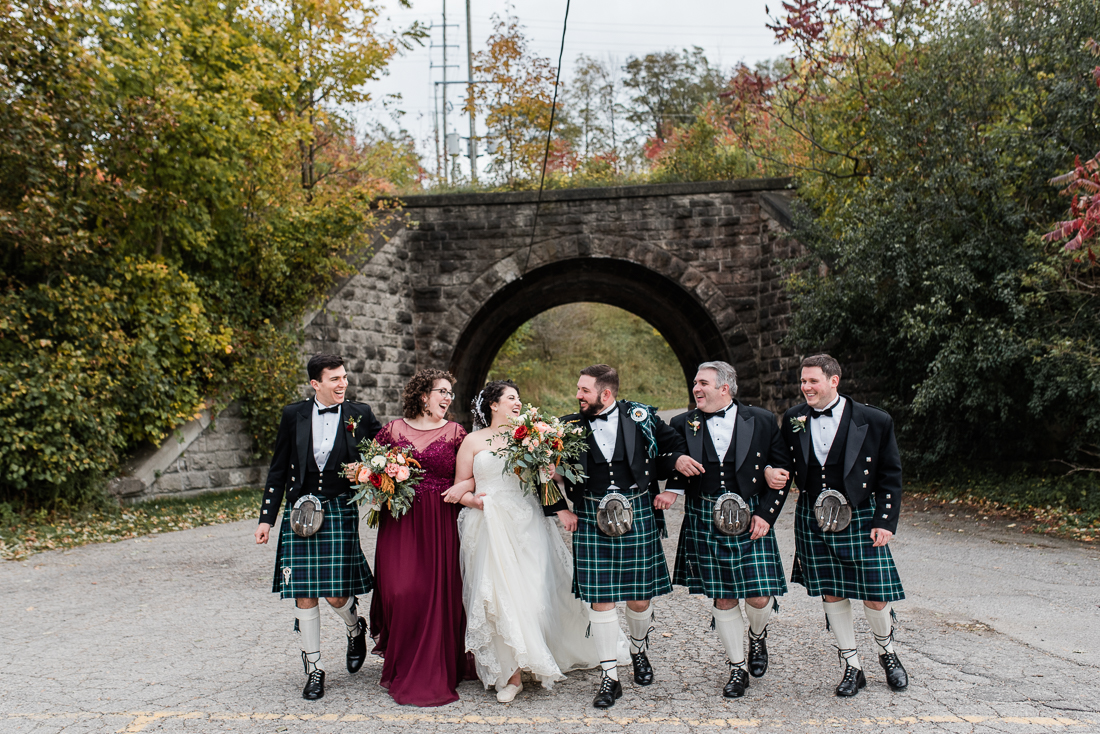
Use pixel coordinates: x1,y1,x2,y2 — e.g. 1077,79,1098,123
814,489,852,533
290,494,325,537
596,491,634,537
712,492,752,536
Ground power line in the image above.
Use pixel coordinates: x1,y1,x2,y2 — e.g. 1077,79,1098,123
521,0,570,278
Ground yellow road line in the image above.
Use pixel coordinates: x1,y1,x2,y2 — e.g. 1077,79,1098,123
0,710,1091,732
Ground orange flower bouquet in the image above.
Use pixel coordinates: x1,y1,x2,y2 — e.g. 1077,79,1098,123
345,439,423,528
491,406,587,506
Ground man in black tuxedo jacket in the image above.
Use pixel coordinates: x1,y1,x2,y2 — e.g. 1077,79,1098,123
545,364,685,708
254,354,382,700
779,354,909,697
661,361,792,699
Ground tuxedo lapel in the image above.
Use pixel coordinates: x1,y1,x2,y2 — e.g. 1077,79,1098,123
686,409,704,462
334,403,352,464
799,408,811,467
296,403,311,478
734,407,753,471
620,401,636,464
843,405,867,478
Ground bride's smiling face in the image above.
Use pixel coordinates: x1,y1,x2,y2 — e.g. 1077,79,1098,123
491,387,522,425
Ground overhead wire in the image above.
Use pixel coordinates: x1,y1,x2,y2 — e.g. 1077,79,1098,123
519,0,570,278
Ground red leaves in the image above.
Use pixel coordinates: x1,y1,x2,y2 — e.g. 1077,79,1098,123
1044,152,1100,256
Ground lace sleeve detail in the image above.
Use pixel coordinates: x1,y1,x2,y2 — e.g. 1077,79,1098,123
376,421,395,446
449,421,468,450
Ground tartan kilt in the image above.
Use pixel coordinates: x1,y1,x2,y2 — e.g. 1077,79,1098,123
791,493,904,603
271,495,375,600
572,490,672,603
673,494,787,600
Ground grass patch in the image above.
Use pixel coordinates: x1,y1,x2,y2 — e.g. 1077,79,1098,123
488,302,688,416
0,487,262,561
906,472,1100,543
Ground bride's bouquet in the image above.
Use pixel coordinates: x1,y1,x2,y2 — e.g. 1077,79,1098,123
492,406,587,506
345,439,424,528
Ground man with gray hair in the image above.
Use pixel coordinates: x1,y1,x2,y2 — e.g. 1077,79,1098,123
661,361,793,698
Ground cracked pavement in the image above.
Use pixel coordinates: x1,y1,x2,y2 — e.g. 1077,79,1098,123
1,491,1097,733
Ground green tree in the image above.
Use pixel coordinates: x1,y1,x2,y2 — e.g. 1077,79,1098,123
621,47,724,144
770,0,1100,471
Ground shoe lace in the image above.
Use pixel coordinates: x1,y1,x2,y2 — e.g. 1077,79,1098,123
748,626,768,651
598,670,619,693
307,669,324,686
872,628,895,654
630,625,655,654
835,646,860,675
880,651,900,670
727,659,747,675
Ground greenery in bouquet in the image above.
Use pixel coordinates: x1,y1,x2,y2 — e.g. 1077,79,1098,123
492,407,588,506
345,440,423,528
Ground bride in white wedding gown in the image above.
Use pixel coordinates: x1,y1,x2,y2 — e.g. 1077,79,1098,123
443,380,627,702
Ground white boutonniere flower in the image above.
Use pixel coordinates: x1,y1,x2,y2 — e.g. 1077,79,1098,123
689,419,701,435
790,415,808,434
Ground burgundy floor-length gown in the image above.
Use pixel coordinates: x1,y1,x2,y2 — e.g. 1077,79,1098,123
369,419,476,706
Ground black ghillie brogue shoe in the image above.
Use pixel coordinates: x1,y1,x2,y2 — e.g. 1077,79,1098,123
347,617,367,673
592,674,623,709
302,669,325,700
879,652,909,691
835,663,866,697
631,650,655,686
747,629,769,678
723,665,750,698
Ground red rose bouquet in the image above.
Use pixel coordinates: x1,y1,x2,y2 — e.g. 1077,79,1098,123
491,406,587,506
344,439,423,528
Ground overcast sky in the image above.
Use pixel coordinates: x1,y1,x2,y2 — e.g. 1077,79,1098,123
361,0,790,182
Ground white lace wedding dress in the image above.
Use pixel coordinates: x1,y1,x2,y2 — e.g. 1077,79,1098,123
458,451,623,690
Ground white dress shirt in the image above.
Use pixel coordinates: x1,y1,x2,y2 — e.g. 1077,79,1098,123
312,400,342,470
707,400,737,462
810,395,845,465
589,403,638,490
590,404,620,462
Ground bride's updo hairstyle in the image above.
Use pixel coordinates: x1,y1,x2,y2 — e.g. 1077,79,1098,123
470,379,518,430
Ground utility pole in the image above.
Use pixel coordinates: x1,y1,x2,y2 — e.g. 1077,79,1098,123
466,0,477,184
430,8,459,186
442,0,448,185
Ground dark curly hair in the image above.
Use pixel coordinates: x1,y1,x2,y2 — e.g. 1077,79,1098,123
471,379,519,428
402,368,457,420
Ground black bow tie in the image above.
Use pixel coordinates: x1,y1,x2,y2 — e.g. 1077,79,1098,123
317,404,340,415
590,409,616,422
810,407,833,418
703,408,727,419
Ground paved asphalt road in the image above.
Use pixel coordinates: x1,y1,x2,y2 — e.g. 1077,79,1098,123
2,484,1098,734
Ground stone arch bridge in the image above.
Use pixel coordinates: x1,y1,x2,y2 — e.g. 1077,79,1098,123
115,178,804,500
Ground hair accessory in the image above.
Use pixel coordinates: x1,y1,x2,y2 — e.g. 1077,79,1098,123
471,390,488,431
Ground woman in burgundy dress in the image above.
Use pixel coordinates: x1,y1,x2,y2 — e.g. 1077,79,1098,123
369,368,475,706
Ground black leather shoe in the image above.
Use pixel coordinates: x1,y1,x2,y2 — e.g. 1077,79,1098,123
593,675,623,708
631,651,654,685
346,617,367,673
835,663,866,697
747,630,769,678
302,669,325,700
723,667,750,698
879,652,909,691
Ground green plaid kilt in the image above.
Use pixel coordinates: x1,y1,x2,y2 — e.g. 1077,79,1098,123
791,493,904,603
572,490,672,603
271,495,374,600
673,494,787,600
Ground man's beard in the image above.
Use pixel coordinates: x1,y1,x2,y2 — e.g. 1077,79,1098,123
579,396,608,419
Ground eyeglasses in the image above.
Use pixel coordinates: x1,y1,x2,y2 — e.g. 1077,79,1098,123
430,388,455,399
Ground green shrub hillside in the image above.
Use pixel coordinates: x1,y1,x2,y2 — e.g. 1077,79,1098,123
487,303,688,417
0,0,421,508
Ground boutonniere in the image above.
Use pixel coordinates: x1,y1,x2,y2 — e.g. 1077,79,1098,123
346,416,361,433
688,418,701,435
789,415,808,434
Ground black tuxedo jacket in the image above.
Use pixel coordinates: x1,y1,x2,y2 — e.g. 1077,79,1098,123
544,400,684,514
660,402,793,525
780,395,903,533
258,399,383,526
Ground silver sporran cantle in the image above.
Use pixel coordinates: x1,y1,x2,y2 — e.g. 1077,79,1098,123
290,494,325,537
814,489,852,533
596,491,634,537
712,492,752,536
